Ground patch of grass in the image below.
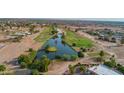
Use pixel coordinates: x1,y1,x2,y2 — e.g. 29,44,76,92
46,46,57,52
34,27,53,45
64,30,93,48
87,51,109,57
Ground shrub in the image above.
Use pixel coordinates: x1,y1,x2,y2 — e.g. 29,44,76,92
104,61,116,68
55,55,62,59
45,45,50,50
51,30,58,34
28,50,37,62
18,55,30,64
116,64,124,74
80,47,87,52
20,62,27,68
117,64,121,67
28,48,33,52
68,64,75,75
78,51,84,57
0,65,6,72
31,69,40,75
61,40,66,44
61,54,70,61
40,55,51,72
99,50,105,57
95,56,103,62
18,50,37,69
70,55,78,61
117,66,124,74
72,43,76,46
29,60,41,70
79,65,86,72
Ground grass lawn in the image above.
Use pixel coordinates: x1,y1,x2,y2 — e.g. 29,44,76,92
64,30,93,48
87,51,110,57
34,27,53,45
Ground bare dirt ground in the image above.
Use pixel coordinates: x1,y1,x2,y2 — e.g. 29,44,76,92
0,32,41,65
105,46,124,65
44,56,99,75
0,31,42,74
67,25,123,32
0,34,7,41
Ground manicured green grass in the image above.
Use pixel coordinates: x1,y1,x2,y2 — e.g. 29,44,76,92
34,27,53,45
87,51,110,57
64,30,93,48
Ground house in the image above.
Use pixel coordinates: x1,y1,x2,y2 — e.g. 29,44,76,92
14,32,26,36
88,65,122,75
98,30,124,44
25,31,31,35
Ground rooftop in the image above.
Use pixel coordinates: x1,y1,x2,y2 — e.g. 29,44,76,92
88,65,122,75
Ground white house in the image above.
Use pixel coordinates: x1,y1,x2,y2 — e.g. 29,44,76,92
88,65,122,75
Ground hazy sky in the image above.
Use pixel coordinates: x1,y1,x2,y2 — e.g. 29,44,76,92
80,18,124,22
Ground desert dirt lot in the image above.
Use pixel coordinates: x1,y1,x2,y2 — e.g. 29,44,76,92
105,46,124,65
0,32,41,65
44,57,98,75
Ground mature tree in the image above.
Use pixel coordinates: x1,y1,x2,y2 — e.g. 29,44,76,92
20,62,27,68
99,50,105,58
104,58,116,68
117,65,124,74
79,65,86,73
18,54,31,64
0,65,6,72
68,64,75,75
29,60,41,70
28,48,33,52
99,50,105,62
80,47,87,52
29,55,51,72
78,51,84,57
40,55,51,72
31,69,40,75
72,43,76,47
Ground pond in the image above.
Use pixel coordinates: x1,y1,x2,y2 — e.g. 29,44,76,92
35,32,78,60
